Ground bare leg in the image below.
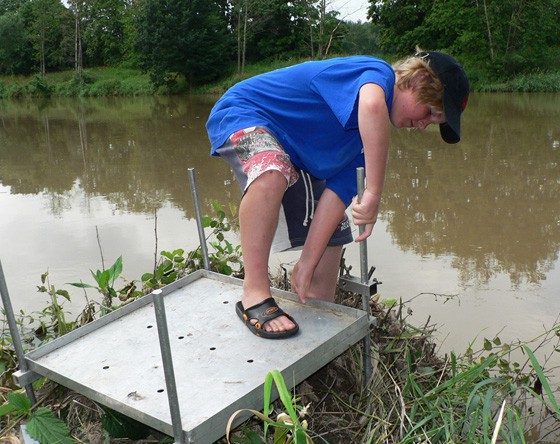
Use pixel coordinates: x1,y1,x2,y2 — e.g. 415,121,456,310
306,245,343,302
240,170,297,332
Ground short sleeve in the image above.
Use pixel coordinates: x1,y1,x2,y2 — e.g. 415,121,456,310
310,59,395,130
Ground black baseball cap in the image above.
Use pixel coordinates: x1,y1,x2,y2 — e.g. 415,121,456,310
416,50,470,144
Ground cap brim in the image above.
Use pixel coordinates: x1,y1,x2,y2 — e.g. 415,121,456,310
440,73,464,144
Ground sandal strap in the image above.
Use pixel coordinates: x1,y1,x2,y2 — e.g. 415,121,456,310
243,298,288,330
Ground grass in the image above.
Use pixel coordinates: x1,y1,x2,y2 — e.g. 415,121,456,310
2,61,560,99
2,259,560,443
0,66,154,99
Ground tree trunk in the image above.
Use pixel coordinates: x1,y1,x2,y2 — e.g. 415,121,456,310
73,1,83,80
481,0,494,63
237,3,242,75
241,0,248,75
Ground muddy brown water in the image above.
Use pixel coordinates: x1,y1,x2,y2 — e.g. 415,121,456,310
1,93,559,386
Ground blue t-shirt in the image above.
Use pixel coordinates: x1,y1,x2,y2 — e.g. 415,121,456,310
206,56,395,206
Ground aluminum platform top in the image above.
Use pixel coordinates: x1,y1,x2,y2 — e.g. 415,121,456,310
22,270,369,443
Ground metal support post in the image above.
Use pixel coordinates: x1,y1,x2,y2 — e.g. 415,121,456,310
337,168,381,387
188,168,210,270
0,260,37,404
153,289,185,444
356,167,372,385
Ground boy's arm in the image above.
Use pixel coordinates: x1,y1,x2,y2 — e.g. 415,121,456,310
353,82,391,242
291,188,346,302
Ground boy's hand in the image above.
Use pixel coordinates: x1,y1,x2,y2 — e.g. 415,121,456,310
291,259,314,303
352,188,381,242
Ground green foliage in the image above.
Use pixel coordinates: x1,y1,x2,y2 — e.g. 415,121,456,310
19,0,74,74
142,249,189,290
142,200,242,289
362,306,560,444
36,271,74,339
28,74,54,97
202,201,243,276
0,11,34,75
370,0,560,78
0,392,74,444
68,256,132,312
227,369,312,443
134,0,232,88
100,406,151,440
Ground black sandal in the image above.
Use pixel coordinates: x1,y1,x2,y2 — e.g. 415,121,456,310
235,297,299,339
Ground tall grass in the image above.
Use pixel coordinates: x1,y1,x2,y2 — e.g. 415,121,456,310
0,67,153,99
478,71,560,93
2,63,560,98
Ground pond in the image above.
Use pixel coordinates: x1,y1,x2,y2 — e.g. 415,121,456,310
1,93,559,374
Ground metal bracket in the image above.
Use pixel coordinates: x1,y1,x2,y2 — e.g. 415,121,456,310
338,274,380,297
13,368,42,387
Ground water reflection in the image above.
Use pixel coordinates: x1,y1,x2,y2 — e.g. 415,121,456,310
384,92,560,288
1,94,559,291
0,95,239,219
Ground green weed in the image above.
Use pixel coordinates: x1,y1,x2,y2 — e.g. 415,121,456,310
226,369,312,444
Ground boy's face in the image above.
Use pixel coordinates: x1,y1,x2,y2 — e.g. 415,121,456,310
390,88,446,130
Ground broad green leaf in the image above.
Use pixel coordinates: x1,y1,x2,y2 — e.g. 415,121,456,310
26,407,74,444
101,408,151,440
108,256,123,280
0,403,17,417
55,289,71,301
7,391,32,413
211,200,222,212
141,273,153,281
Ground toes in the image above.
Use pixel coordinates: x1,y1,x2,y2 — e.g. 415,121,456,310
264,316,295,332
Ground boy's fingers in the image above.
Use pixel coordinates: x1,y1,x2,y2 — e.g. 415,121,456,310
354,223,374,242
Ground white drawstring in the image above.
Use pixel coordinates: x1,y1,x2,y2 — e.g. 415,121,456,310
302,171,315,227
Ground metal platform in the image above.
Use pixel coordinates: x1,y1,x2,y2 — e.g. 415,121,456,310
19,270,369,443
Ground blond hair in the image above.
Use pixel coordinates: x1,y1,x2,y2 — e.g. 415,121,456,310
393,50,444,112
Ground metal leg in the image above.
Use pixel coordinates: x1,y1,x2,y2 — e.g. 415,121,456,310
188,168,210,270
356,168,372,386
338,168,381,387
0,260,37,404
153,290,185,444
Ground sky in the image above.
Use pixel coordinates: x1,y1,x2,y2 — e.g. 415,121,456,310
330,0,370,22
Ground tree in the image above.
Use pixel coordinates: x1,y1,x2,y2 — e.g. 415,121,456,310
20,0,73,76
369,0,433,55
0,12,35,74
67,0,85,78
368,0,560,76
0,0,27,15
135,0,232,88
82,0,127,66
339,20,381,55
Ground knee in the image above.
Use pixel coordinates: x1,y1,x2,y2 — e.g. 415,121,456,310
248,170,288,195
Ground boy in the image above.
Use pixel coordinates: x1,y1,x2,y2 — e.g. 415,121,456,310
206,50,469,339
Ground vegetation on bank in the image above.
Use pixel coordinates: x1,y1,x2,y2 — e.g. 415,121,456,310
2,62,560,101
1,202,560,443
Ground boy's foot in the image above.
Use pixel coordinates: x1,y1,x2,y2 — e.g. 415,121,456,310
236,297,299,339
